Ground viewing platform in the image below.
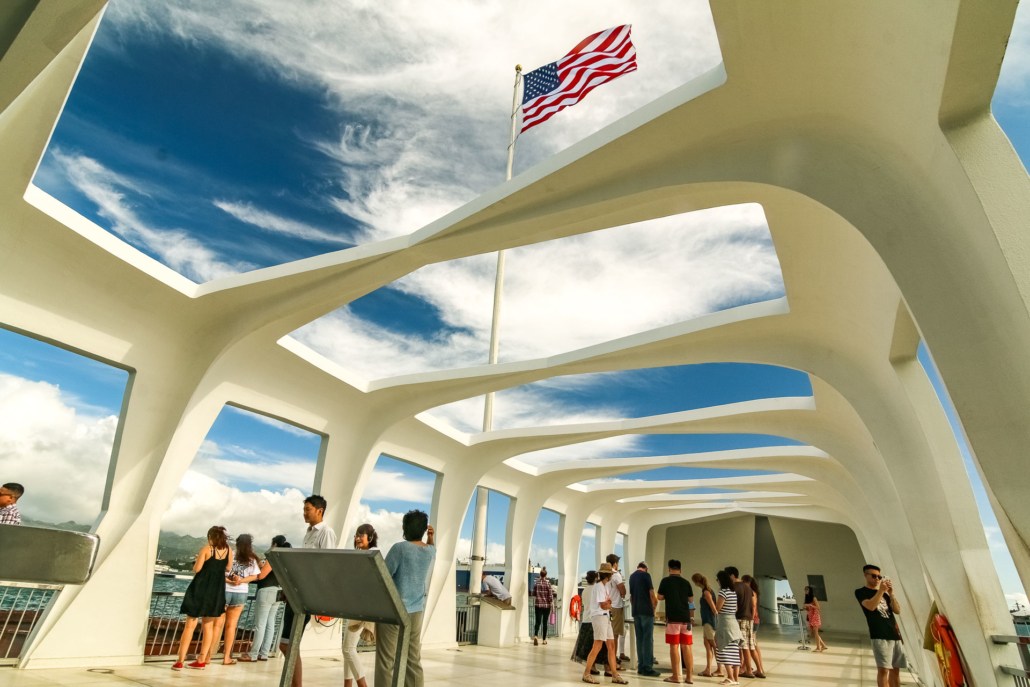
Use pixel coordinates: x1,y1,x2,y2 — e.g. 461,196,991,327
0,628,914,687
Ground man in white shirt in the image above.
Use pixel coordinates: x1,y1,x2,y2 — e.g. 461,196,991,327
302,495,337,549
606,553,629,663
481,572,512,605
280,494,337,687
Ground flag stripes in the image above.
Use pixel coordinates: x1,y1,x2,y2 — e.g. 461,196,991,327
521,25,637,133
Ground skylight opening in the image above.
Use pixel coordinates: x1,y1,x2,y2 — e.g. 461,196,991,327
510,433,806,470
34,0,723,284
292,204,784,385
421,363,810,435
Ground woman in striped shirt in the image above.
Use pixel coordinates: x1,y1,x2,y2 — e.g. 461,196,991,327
714,569,743,686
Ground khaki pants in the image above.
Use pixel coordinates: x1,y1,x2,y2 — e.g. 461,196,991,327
375,611,424,687
610,606,625,636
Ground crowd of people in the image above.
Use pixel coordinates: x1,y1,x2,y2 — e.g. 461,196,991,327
170,495,436,687
570,556,773,686
6,480,909,687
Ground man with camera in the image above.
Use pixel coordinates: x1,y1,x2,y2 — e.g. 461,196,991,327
855,564,905,687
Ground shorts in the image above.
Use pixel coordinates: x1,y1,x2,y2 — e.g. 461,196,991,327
871,639,907,669
225,591,248,607
610,606,625,636
738,619,756,649
665,622,693,645
702,623,716,641
591,615,614,641
279,605,310,644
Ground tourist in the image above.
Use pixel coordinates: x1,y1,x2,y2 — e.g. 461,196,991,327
657,559,694,684
582,562,627,684
629,562,661,677
279,494,337,687
740,574,767,678
0,482,23,525
481,571,512,604
725,567,757,679
571,570,605,675
343,523,378,687
216,533,261,665
804,585,828,652
241,536,290,662
375,510,436,687
856,564,905,687
691,573,719,678
714,569,743,685
606,554,629,664
532,567,555,645
172,525,232,671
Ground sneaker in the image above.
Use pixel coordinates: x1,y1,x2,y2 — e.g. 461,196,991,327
171,661,184,671
187,660,207,669
639,669,662,677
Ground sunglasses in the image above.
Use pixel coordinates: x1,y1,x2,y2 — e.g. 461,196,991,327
866,573,883,580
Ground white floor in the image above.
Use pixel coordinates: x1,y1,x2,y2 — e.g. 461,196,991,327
0,628,919,687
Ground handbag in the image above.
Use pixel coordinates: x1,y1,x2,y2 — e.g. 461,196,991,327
348,620,376,643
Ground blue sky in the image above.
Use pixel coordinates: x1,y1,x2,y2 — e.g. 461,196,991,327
2,0,1029,606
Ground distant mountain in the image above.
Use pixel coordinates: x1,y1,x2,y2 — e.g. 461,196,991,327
20,519,208,571
23,517,90,532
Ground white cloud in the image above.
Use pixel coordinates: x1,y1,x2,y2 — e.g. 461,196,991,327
513,436,646,467
0,374,117,526
212,200,352,245
160,471,310,546
52,151,248,282
102,0,723,242
294,204,783,433
1007,593,1030,613
361,468,435,505
455,537,507,566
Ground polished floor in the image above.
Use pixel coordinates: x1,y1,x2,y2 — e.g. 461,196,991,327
0,627,919,686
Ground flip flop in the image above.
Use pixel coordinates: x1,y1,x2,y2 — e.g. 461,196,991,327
222,659,238,665
612,678,629,685
663,678,680,684
582,676,601,684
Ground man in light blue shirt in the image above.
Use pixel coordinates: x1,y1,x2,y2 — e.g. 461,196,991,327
376,510,436,687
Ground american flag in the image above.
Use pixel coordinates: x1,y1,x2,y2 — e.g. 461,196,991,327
521,25,637,133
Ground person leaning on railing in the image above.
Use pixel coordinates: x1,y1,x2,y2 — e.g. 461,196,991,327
240,535,291,662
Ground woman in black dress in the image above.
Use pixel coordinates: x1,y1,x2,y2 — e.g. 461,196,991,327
172,525,233,670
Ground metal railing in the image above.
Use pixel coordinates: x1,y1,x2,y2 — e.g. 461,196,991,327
0,583,60,664
526,598,562,639
145,587,284,660
991,633,1030,686
456,597,479,644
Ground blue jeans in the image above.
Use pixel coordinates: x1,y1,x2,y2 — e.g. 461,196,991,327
634,614,655,672
249,586,281,659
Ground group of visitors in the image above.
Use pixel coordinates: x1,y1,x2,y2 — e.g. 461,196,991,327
571,557,771,686
171,495,436,687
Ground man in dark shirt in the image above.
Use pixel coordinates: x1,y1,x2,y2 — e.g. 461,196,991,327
855,563,905,687
657,559,694,684
628,561,662,677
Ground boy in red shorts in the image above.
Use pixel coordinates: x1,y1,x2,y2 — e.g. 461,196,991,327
657,559,695,684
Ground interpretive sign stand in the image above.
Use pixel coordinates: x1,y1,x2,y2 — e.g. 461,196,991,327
0,525,99,585
266,548,410,687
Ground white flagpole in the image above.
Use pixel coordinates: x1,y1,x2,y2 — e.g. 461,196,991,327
471,64,522,587
482,64,522,434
